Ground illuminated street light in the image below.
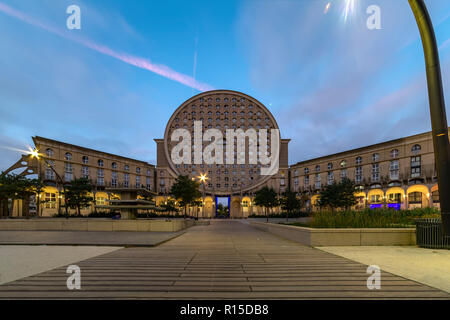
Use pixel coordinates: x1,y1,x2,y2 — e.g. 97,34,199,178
27,147,40,159
198,173,208,183
408,0,450,235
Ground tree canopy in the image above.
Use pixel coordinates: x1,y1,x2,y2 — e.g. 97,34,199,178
280,189,302,222
170,175,202,218
64,177,93,216
317,178,358,211
253,186,279,222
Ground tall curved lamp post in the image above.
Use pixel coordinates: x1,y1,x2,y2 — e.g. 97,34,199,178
409,0,450,235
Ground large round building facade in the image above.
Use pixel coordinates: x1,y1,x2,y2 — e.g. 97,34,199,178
154,90,291,218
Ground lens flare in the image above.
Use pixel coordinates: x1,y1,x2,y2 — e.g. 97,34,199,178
324,2,331,14
343,0,356,22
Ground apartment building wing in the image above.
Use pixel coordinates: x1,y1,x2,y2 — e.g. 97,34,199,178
289,129,446,210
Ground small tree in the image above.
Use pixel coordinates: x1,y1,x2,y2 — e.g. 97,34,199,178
30,178,45,217
192,199,203,220
318,178,357,211
64,178,94,216
161,199,178,216
216,203,229,218
170,175,201,219
254,186,279,222
280,189,302,222
0,173,37,218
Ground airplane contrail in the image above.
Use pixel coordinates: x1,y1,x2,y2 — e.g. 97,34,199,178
0,2,215,92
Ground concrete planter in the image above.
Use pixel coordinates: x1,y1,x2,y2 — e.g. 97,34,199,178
250,221,416,246
0,219,194,232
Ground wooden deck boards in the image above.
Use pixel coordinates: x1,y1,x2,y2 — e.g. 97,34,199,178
0,221,448,299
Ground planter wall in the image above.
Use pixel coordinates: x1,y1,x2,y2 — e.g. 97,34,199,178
250,221,416,246
0,219,194,232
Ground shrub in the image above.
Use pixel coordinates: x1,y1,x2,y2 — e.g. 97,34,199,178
290,207,441,228
248,211,310,218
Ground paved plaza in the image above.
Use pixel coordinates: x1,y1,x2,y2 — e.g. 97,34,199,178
0,221,449,299
318,246,450,293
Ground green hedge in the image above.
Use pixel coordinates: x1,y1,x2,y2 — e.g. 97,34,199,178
248,211,310,218
289,207,440,228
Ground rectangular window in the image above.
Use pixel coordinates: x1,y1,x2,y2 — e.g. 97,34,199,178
370,195,382,203
408,192,422,203
111,171,118,187
355,166,362,183
411,156,421,168
389,160,399,180
124,173,129,188
64,162,73,173
327,171,334,185
372,164,380,182
411,167,421,178
388,193,401,203
410,156,421,178
136,176,141,188
340,169,347,179
44,193,56,209
315,173,321,189
45,168,55,180
65,172,73,182
82,166,89,178
96,197,105,205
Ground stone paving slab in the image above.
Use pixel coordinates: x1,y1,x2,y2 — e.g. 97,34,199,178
0,245,120,285
318,246,450,293
0,221,449,299
0,230,184,246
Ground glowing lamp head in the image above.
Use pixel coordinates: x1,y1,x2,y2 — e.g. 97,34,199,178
28,148,40,159
199,174,208,183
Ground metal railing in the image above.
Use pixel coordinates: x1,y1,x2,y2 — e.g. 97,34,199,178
416,219,450,249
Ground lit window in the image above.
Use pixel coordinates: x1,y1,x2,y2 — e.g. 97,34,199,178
44,193,56,209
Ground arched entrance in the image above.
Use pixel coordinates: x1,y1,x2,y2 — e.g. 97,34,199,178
385,187,405,210
406,185,430,209
215,196,230,218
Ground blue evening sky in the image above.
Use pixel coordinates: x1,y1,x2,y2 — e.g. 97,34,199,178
1,0,450,170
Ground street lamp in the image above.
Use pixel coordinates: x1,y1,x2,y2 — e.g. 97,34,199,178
28,148,66,216
408,0,450,235
197,173,208,218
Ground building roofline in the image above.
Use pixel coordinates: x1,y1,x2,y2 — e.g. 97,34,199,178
291,129,446,167
32,136,155,166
